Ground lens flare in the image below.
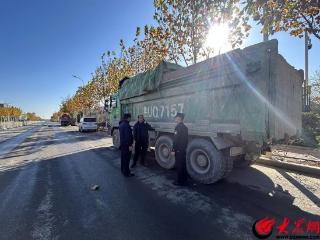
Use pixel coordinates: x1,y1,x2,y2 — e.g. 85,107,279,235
205,23,232,55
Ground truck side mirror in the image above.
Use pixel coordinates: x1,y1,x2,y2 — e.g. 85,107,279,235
111,96,117,108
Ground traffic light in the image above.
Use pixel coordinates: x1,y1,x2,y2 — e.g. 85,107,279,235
104,99,109,111
308,38,312,50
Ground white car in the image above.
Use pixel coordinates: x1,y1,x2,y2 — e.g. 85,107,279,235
79,117,98,132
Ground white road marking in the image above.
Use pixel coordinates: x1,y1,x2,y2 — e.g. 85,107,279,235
31,166,56,240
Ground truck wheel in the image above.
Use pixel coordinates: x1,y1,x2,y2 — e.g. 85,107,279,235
186,139,233,184
221,151,234,179
112,129,120,149
155,135,175,169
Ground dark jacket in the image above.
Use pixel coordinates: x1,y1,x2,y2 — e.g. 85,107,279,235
119,120,133,148
172,122,188,153
133,121,152,146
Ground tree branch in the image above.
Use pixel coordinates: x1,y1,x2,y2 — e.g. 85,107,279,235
301,13,320,40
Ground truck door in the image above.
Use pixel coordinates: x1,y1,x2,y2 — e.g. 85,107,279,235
121,103,133,118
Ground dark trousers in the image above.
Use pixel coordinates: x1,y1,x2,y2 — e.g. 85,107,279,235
133,143,147,165
121,146,131,176
175,151,187,184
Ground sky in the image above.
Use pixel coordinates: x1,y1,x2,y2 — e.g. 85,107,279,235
0,0,319,119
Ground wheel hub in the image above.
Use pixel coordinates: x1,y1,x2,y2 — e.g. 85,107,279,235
196,154,208,167
162,147,169,157
190,149,211,174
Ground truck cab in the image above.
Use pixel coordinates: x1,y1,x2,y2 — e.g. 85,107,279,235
105,93,121,142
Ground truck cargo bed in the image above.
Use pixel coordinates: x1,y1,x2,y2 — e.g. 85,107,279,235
119,40,302,144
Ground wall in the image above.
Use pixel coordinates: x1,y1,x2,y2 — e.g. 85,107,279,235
271,54,303,140
0,121,38,130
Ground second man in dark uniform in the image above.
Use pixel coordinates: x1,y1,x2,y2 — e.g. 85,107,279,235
131,114,152,168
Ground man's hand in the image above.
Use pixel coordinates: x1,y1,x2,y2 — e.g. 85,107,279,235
171,151,175,156
129,146,133,152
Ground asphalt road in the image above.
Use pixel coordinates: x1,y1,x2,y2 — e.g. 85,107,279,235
0,123,319,240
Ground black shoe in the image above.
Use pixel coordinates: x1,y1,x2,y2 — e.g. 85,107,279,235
123,173,134,177
172,181,187,186
130,163,137,168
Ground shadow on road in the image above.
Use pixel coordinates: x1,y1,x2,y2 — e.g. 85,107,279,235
92,147,320,220
277,169,320,208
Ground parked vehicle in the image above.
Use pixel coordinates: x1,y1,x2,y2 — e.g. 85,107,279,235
107,40,303,184
79,117,98,132
70,118,76,126
60,113,72,126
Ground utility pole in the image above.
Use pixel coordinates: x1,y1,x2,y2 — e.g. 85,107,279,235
263,5,269,42
304,31,312,112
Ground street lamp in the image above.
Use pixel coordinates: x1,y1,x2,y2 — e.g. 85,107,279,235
72,74,85,119
72,74,85,87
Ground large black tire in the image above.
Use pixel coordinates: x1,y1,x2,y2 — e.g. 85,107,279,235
112,129,120,149
186,138,233,184
221,152,234,179
155,135,175,169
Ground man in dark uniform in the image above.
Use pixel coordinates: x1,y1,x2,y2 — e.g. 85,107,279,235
131,114,152,168
119,113,134,177
171,113,188,186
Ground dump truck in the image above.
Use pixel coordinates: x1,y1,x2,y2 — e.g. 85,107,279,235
106,40,303,184
60,113,74,126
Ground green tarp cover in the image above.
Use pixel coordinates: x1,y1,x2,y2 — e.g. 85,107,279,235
119,61,181,100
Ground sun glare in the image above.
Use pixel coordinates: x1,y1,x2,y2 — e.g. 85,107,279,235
205,23,232,55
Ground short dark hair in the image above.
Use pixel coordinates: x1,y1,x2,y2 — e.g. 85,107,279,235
175,112,185,120
123,113,131,120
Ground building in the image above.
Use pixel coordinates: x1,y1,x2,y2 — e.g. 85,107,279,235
0,103,9,108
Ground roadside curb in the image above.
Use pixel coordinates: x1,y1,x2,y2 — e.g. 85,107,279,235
255,156,320,177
